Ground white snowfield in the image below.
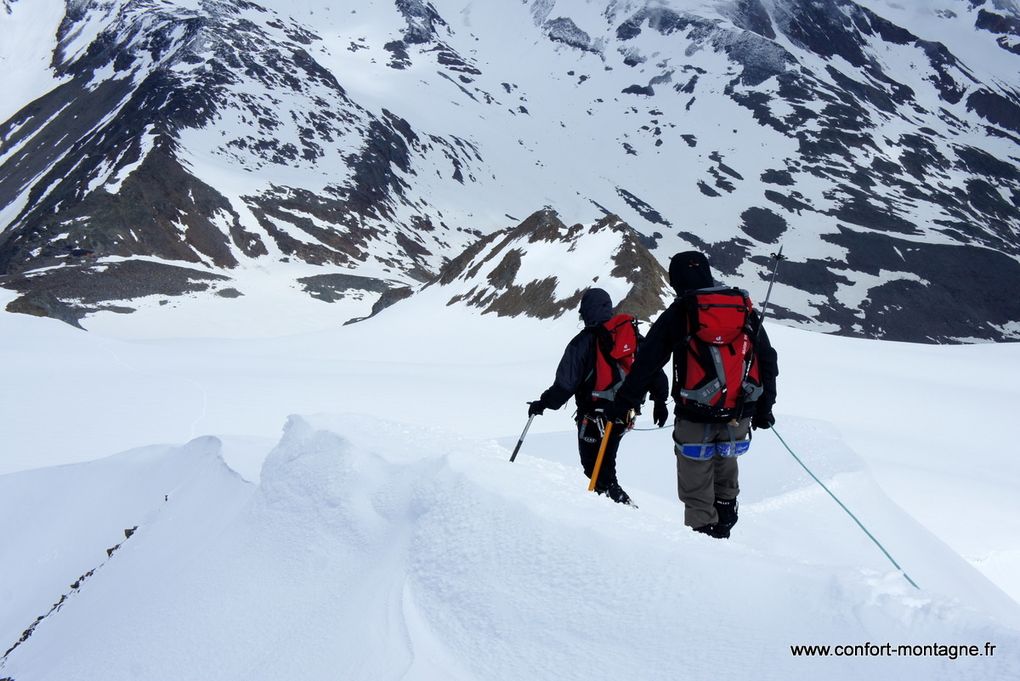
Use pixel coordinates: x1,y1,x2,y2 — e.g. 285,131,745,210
2,285,1020,679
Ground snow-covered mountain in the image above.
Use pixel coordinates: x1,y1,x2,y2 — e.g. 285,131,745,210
1,0,1019,341
428,208,671,321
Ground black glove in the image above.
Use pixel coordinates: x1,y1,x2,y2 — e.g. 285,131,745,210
603,400,629,424
653,400,669,427
528,400,546,417
752,410,775,430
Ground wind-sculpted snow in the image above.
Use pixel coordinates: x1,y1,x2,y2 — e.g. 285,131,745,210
2,413,1019,679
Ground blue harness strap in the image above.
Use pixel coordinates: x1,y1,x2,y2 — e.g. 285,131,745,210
676,441,750,460
678,443,714,460
716,440,751,458
674,422,751,460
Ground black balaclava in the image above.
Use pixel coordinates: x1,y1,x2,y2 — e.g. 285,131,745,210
579,288,613,327
668,251,713,294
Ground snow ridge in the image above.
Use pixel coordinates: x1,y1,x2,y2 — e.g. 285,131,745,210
2,413,1019,680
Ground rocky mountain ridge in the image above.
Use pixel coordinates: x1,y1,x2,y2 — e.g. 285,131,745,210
431,208,671,322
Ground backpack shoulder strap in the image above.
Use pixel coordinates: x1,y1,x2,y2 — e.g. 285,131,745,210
590,322,613,355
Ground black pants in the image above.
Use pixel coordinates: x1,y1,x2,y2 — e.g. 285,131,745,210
576,413,625,490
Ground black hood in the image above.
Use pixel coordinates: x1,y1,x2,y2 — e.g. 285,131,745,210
579,288,613,326
668,251,713,293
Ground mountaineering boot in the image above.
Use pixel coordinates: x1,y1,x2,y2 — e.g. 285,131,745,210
692,523,729,539
607,482,634,507
714,497,738,535
597,482,636,507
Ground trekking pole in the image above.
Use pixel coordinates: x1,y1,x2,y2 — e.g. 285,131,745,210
587,420,614,491
734,245,787,416
757,244,787,332
508,415,536,463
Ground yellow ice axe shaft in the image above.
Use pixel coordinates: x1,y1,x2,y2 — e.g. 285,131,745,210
587,420,613,492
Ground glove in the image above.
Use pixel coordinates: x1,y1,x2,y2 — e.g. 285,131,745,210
527,400,546,417
752,410,775,430
653,400,669,427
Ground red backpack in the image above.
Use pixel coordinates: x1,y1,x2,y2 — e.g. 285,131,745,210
675,287,763,420
591,313,639,401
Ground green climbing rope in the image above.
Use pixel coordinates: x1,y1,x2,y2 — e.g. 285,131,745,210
772,427,920,590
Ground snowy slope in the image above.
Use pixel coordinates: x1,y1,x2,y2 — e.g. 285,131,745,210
4,273,1020,679
1,413,1019,680
0,436,253,667
0,0,67,124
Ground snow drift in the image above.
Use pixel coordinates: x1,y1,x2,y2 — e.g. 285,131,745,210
2,414,1019,680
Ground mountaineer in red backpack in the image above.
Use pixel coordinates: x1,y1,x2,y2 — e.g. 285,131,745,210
609,251,779,537
527,288,669,505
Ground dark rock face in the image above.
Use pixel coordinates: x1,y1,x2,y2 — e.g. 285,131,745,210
246,185,372,267
1,144,265,276
976,8,1020,54
966,89,1020,134
740,207,787,244
0,0,479,320
616,188,671,227
616,7,695,40
1,261,230,325
727,0,777,39
545,17,596,52
395,0,448,45
819,229,1020,342
298,273,393,303
344,285,415,325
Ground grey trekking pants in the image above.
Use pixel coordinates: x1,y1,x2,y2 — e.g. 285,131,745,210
673,418,750,528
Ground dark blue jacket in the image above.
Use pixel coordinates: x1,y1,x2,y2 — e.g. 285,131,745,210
539,289,668,415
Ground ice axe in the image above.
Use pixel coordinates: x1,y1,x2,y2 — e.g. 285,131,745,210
508,414,536,462
587,420,614,492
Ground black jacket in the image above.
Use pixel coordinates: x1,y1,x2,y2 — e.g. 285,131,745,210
615,298,779,422
539,325,669,415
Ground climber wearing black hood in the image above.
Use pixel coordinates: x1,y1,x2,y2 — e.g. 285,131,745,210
611,252,779,537
528,288,668,505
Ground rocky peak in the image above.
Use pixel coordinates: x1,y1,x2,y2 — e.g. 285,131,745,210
430,209,671,321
